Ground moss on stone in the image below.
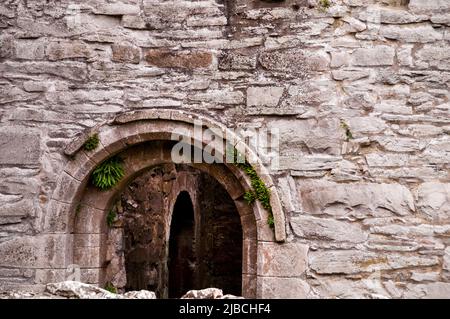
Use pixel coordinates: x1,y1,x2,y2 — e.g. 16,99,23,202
233,149,274,229
106,209,117,227
104,282,117,294
318,0,331,10
340,120,353,142
243,190,256,204
83,134,99,151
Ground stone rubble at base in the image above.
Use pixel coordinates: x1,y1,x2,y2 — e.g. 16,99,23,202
0,282,244,299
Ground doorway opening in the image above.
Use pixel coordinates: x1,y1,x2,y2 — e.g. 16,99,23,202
60,112,286,299
168,191,195,298
104,163,243,298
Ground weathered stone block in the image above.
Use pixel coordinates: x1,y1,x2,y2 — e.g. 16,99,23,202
41,200,72,233
357,7,428,24
121,15,146,29
142,0,223,30
332,69,371,81
416,44,450,70
23,81,49,92
374,136,425,152
145,49,213,69
0,61,88,82
342,16,366,31
277,176,301,213
258,242,308,277
352,46,395,66
112,42,141,64
93,2,140,16
289,76,338,104
409,0,450,14
380,25,443,43
74,205,106,234
259,49,329,73
259,277,311,299
365,153,414,168
0,34,14,58
374,100,413,114
311,277,391,299
0,198,36,220
247,86,284,107
291,215,367,243
280,155,341,171
0,235,70,268
15,39,46,60
431,14,450,25
347,117,387,134
404,282,450,299
51,172,82,204
309,250,439,275
188,90,244,105
0,85,37,105
74,247,102,268
398,45,414,66
218,52,256,70
397,124,444,137
416,183,450,222
186,16,227,27
298,180,415,218
46,41,92,61
330,51,350,68
268,118,342,156
0,127,41,166
444,247,450,274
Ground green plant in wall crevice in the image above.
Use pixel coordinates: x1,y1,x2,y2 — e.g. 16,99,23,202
340,120,353,142
106,209,117,227
104,282,117,294
75,202,82,218
233,149,275,229
318,0,331,11
83,134,100,151
91,156,125,190
243,191,256,205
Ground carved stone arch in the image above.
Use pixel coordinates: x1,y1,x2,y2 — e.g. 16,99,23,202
42,109,287,298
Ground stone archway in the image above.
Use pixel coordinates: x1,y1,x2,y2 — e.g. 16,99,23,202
42,109,287,298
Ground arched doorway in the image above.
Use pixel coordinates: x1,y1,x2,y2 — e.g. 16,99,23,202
45,109,287,298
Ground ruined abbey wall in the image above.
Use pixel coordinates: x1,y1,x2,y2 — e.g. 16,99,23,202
0,0,450,298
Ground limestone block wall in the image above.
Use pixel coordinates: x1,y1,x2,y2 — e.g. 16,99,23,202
0,0,449,298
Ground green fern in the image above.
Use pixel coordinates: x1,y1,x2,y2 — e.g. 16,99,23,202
91,156,125,190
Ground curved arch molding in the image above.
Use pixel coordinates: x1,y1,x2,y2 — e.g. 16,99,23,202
58,109,286,242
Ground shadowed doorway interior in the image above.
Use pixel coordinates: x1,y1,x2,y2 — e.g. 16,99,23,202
107,163,243,298
168,191,195,298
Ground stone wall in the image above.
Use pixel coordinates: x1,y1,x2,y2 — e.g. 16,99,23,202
0,0,449,298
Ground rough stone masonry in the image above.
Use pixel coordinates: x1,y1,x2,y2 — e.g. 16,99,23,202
0,0,449,298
